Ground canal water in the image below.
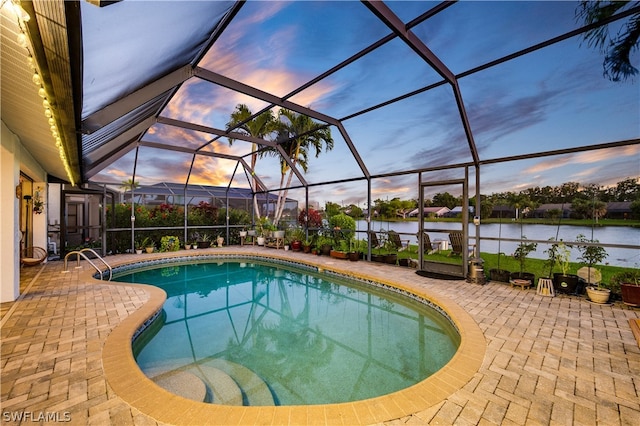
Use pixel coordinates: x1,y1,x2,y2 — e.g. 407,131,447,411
355,220,640,268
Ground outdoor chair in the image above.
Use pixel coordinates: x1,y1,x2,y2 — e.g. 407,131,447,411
367,231,383,249
20,246,47,267
448,231,475,257
417,231,438,254
388,231,410,252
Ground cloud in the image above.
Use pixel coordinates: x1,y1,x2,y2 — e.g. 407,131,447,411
523,145,640,174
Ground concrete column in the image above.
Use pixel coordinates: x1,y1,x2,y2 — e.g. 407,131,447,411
1,122,21,302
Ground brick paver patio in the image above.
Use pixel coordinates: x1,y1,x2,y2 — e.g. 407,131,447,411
1,247,638,425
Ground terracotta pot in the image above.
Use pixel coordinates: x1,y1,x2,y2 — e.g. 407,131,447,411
330,250,348,259
291,240,302,251
348,251,360,262
621,283,640,307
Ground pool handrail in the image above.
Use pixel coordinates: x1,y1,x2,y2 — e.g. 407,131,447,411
63,248,112,281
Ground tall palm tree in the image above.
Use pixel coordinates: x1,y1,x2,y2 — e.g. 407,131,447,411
226,104,278,218
268,109,334,225
577,1,640,82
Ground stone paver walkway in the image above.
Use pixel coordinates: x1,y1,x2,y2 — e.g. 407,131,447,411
1,247,639,425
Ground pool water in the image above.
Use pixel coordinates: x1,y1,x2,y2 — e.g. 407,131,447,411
114,259,460,406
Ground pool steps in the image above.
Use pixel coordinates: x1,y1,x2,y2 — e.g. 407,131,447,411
146,359,275,406
203,359,275,406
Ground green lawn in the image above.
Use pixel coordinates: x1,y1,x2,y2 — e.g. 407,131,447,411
387,244,637,286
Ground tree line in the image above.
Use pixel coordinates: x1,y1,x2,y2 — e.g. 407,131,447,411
324,178,640,220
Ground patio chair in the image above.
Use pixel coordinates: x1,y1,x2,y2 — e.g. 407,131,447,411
367,231,383,249
448,232,475,257
388,231,410,252
417,231,438,254
20,246,47,266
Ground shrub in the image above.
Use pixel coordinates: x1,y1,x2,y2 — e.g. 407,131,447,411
160,236,180,252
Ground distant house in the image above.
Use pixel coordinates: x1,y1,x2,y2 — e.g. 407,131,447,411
408,206,450,217
489,205,515,219
444,206,474,218
605,202,632,219
533,203,572,219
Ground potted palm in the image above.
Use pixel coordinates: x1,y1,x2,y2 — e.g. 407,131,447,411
575,234,609,303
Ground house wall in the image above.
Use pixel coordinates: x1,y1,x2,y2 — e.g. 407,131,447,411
1,120,48,302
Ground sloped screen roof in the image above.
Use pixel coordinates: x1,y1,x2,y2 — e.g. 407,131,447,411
79,1,639,203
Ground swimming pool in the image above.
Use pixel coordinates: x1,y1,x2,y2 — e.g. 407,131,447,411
112,257,460,406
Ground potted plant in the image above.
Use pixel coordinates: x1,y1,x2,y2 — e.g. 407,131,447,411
510,236,536,284
575,234,610,303
383,238,397,265
489,252,511,282
216,234,224,247
316,235,333,256
197,233,212,248
135,238,147,254
302,237,313,254
160,235,180,252
144,239,155,254
330,239,349,259
347,237,360,262
610,270,640,307
550,241,580,294
290,228,305,251
255,217,270,245
239,228,248,238
490,213,510,282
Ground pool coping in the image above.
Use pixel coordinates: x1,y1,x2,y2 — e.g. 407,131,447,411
93,248,486,425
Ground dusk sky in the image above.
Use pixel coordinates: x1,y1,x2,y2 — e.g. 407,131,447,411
87,1,639,207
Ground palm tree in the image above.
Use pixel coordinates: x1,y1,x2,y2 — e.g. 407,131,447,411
226,104,278,218
577,1,640,82
267,109,334,225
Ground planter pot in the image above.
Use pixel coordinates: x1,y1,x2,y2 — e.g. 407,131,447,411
239,231,247,238
384,254,397,265
257,237,265,246
302,245,312,254
490,269,511,283
348,251,360,262
192,245,198,249
330,250,349,259
284,245,290,251
198,241,211,249
135,249,143,255
371,254,385,262
145,247,154,254
621,283,640,307
184,244,191,250
216,237,224,247
291,240,302,251
553,273,580,294
247,230,257,237
586,286,611,304
273,230,285,239
398,258,409,267
321,244,332,256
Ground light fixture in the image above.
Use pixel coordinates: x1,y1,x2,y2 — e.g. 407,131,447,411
9,0,76,186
